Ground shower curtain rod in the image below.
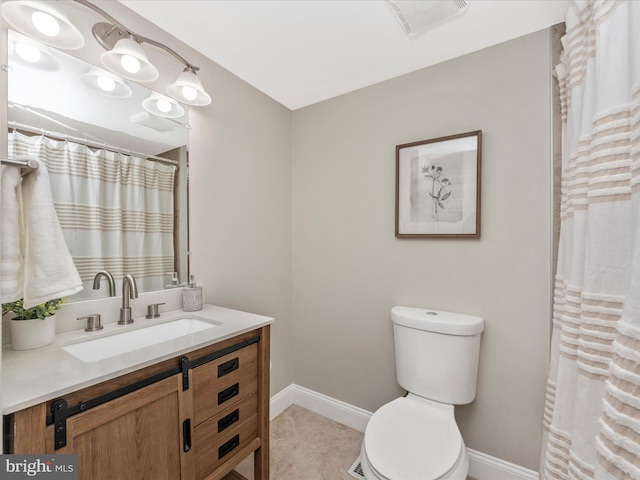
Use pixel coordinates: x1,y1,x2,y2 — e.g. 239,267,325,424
8,121,180,167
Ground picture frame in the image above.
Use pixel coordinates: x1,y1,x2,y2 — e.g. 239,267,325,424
395,130,482,238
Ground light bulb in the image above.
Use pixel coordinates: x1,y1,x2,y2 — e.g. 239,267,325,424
15,42,41,63
121,55,140,74
156,99,172,113
96,76,116,92
31,11,60,37
182,86,197,101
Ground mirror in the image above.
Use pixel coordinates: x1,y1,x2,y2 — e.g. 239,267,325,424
5,23,189,303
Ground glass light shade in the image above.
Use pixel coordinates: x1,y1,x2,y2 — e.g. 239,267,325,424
8,35,59,71
80,68,132,98
167,69,211,106
31,11,60,37
142,92,185,119
1,1,84,49
15,42,41,62
100,36,159,82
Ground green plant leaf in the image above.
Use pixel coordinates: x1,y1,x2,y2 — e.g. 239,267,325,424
2,297,65,320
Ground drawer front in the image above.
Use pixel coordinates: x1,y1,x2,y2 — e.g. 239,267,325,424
192,343,258,425
214,392,258,436
194,408,258,480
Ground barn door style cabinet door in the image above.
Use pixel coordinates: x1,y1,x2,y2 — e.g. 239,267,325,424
54,375,191,479
5,326,271,480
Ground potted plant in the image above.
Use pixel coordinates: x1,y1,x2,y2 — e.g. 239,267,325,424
2,298,64,350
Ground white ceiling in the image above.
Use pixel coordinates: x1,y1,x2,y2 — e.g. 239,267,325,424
119,0,570,111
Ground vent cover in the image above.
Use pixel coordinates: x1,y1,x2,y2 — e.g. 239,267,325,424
129,111,182,132
386,0,468,39
347,457,366,479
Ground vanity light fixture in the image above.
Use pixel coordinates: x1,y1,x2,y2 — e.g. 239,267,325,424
142,92,185,119
80,68,132,99
166,67,212,107
2,0,212,107
76,0,212,106
99,34,159,82
1,1,84,50
15,42,40,62
8,31,59,71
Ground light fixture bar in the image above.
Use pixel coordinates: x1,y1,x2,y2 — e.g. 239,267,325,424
72,0,200,72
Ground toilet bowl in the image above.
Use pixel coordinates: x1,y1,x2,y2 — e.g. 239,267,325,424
360,307,483,480
360,395,468,480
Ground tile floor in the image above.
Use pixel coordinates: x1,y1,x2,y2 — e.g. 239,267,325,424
230,404,476,480
234,404,364,480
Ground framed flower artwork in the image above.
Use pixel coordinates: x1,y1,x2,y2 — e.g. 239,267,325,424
395,130,482,238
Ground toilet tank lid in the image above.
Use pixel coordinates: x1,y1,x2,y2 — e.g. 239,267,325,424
391,306,484,335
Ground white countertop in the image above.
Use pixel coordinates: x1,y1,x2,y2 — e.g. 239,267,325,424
2,304,273,414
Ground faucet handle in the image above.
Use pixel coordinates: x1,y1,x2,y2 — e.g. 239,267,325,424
78,314,103,332
146,303,166,319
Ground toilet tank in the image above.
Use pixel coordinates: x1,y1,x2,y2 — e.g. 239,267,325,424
391,306,484,405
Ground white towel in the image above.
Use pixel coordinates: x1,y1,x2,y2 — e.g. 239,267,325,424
20,158,83,308
0,165,25,303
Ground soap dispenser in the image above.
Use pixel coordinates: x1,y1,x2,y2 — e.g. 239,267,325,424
166,271,180,288
182,274,202,312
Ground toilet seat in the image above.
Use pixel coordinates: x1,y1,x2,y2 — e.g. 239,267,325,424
363,396,464,480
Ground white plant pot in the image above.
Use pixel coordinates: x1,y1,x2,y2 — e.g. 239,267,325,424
10,314,56,350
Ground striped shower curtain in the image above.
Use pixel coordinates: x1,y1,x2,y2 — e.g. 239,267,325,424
8,131,177,301
540,1,640,479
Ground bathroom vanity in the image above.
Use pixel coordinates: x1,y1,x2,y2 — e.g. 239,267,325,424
2,305,272,480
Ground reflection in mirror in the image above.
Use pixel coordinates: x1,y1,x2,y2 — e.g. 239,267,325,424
6,29,189,303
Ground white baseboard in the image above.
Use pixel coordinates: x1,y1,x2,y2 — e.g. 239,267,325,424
271,384,539,480
270,383,371,432
269,383,297,420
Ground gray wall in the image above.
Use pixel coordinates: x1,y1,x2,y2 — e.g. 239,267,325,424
188,66,294,396
177,45,294,398
291,29,553,470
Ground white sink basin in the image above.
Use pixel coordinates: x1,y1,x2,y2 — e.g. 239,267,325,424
63,317,220,362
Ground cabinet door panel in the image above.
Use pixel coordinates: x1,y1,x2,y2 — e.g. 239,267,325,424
59,376,186,480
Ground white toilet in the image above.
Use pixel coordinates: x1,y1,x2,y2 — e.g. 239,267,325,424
360,306,484,480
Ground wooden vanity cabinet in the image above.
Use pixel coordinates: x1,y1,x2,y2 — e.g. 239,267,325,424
5,326,270,480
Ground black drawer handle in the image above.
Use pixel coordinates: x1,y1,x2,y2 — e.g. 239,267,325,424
218,383,239,405
183,419,191,452
218,409,240,433
218,434,240,459
218,358,240,377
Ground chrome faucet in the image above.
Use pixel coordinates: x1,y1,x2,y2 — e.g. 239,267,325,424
92,270,116,297
119,274,139,325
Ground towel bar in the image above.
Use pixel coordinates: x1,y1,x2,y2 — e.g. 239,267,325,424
0,157,39,175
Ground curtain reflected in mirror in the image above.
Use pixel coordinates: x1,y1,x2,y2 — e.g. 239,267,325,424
9,131,179,301
6,27,190,303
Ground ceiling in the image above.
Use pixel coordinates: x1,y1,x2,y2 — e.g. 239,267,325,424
119,0,570,111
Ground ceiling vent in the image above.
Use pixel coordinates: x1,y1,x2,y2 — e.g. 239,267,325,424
386,0,468,39
129,111,182,132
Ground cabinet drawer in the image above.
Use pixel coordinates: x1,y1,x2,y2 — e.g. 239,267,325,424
213,392,258,436
192,343,258,425
193,404,258,480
